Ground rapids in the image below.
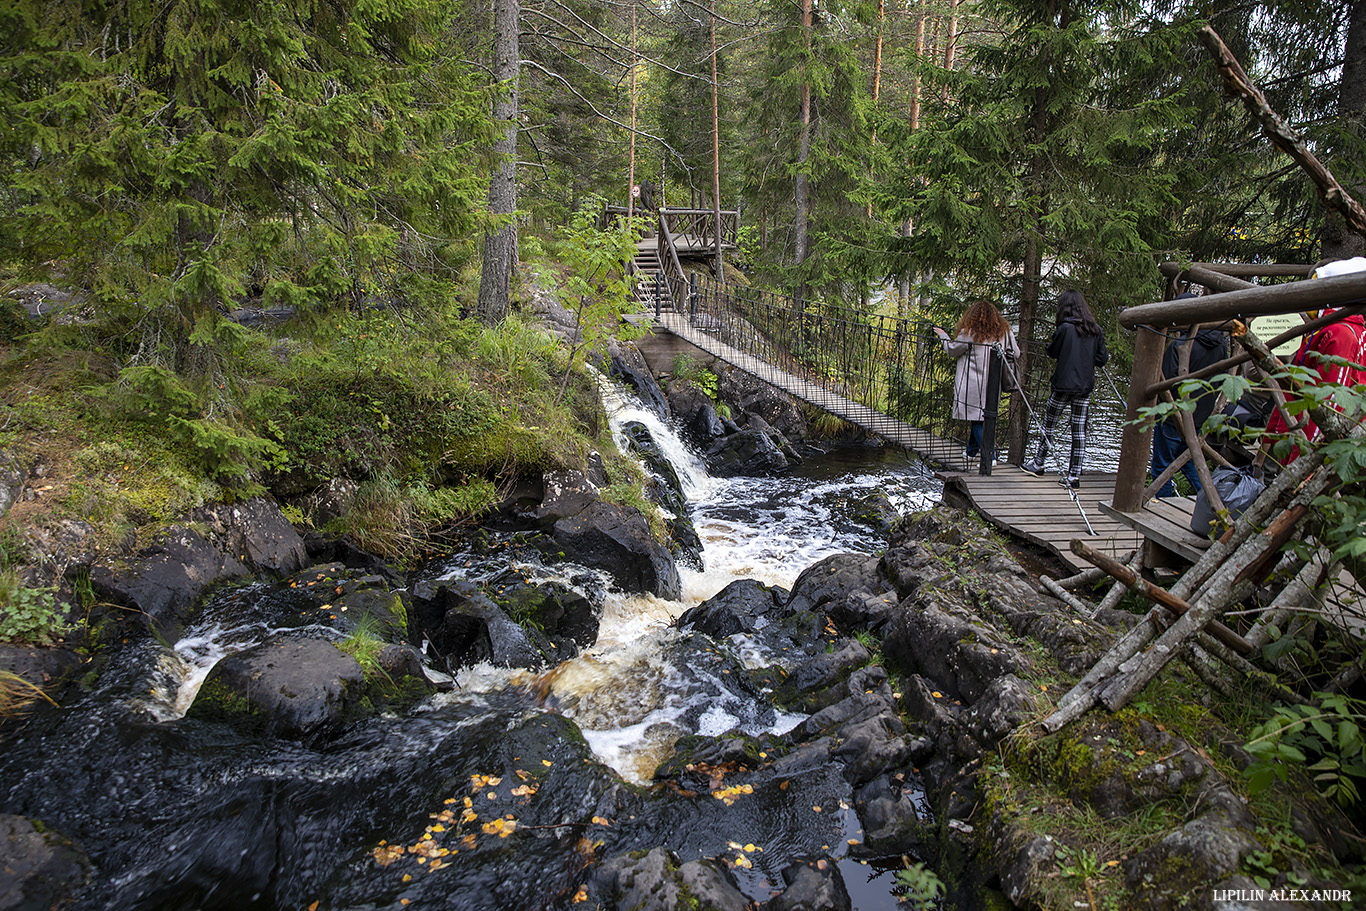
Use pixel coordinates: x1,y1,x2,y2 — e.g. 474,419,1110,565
0,382,945,910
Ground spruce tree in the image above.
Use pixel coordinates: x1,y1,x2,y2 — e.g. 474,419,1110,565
0,0,493,357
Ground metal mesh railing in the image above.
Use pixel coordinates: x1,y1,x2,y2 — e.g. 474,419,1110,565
688,276,1024,450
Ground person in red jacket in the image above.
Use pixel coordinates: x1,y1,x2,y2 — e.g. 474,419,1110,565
1263,257,1366,464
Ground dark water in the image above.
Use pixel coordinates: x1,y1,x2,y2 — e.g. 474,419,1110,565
1,404,947,910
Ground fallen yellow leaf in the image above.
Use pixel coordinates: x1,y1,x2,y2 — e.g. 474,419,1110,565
543,760,553,767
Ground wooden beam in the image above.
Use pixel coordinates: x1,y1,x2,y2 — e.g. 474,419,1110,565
1119,272,1366,329
1070,541,1255,655
1160,262,1256,294
1113,325,1166,511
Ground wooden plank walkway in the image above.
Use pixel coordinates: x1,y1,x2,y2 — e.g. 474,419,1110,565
946,467,1143,573
657,312,973,470
655,312,1140,572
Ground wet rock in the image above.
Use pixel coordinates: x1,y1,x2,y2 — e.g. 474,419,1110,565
849,490,899,537
855,774,928,854
335,587,410,641
775,641,868,710
419,579,545,670
665,379,726,448
786,554,896,632
880,598,1021,705
833,709,911,787
0,814,90,911
610,353,670,421
535,469,601,522
187,636,364,744
89,498,307,637
618,423,703,568
192,498,308,575
495,580,601,655
590,847,750,911
676,578,789,638
303,478,360,527
619,423,686,515
716,365,809,445
0,645,82,699
90,526,249,637
376,643,429,682
764,856,850,911
550,500,681,600
704,428,789,477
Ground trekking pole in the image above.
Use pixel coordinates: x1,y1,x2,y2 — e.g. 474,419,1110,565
1012,379,1097,535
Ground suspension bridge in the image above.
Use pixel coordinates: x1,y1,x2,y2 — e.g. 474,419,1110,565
616,203,1366,620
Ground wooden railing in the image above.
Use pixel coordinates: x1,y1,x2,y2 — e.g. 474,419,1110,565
659,207,739,251
1112,264,1366,512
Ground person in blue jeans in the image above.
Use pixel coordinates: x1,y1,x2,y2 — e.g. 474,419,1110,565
1149,301,1230,496
1023,290,1109,488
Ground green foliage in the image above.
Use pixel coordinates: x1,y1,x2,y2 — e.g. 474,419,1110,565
338,615,389,683
892,861,945,911
551,211,648,394
0,575,68,645
0,0,495,338
1243,694,1366,808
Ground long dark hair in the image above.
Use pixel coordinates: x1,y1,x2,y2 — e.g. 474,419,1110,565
1056,289,1102,337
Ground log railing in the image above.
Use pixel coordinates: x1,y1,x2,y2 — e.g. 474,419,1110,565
1112,265,1366,513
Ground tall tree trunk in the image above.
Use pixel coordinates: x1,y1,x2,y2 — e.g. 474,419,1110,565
1323,0,1366,260
867,0,884,219
710,0,724,279
943,0,959,70
1009,0,1057,464
477,0,520,326
628,0,637,220
899,0,928,316
794,0,813,305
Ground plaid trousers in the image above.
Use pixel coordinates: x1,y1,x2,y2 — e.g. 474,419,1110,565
1034,392,1091,479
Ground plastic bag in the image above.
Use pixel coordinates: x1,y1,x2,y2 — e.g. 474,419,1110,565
1190,466,1266,536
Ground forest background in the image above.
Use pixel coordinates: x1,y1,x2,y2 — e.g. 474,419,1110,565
0,0,1363,635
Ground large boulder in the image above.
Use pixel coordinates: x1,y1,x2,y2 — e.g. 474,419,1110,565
705,428,789,477
89,497,308,637
186,636,365,744
764,857,851,911
609,353,670,421
665,379,728,448
551,501,681,599
589,847,750,911
716,365,810,444
787,553,896,632
415,579,546,670
675,578,789,639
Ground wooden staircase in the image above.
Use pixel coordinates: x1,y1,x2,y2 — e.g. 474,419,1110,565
628,239,665,311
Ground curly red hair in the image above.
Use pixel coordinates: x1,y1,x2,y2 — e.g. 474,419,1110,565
954,299,1011,343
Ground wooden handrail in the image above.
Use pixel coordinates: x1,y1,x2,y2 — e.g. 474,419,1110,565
1119,272,1366,328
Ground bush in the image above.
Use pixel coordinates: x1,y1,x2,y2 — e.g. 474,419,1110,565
0,573,69,645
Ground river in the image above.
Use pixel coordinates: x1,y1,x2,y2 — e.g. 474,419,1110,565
0,383,960,910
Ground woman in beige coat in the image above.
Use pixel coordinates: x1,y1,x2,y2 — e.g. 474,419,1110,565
934,300,1020,460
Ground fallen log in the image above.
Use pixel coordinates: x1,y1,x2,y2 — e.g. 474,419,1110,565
1070,541,1253,655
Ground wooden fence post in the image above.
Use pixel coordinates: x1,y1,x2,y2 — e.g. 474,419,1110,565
1113,325,1166,511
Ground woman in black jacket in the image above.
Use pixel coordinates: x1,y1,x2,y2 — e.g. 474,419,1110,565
1023,290,1109,488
